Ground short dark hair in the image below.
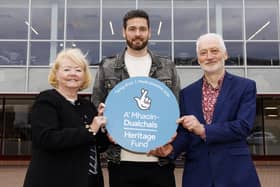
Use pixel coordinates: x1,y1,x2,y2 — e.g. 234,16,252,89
123,9,150,29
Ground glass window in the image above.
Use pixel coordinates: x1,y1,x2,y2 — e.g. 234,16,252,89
102,42,126,59
1,97,34,156
245,0,279,40
0,42,27,65
31,0,65,40
102,8,127,40
0,98,3,153
248,97,265,155
66,42,99,65
247,42,280,66
174,0,207,40
102,0,136,40
30,41,63,66
145,9,171,40
263,96,280,155
225,42,243,65
148,42,171,58
0,0,29,39
174,42,197,66
139,0,172,40
210,0,243,40
67,0,100,40
0,95,279,157
249,96,280,155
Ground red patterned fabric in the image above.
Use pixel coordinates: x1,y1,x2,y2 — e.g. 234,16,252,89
202,76,224,124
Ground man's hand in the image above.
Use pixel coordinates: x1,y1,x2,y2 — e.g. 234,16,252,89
167,132,177,144
148,144,173,157
177,115,206,139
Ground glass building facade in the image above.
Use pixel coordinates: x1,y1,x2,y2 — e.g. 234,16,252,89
0,0,280,159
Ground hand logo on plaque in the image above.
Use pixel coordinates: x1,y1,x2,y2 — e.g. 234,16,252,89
134,88,151,110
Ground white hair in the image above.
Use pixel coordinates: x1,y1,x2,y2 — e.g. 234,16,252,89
196,33,227,54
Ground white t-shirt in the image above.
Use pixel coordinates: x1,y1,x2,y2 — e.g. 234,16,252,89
121,52,158,162
124,52,152,77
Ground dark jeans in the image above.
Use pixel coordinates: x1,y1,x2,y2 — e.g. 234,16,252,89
108,161,176,187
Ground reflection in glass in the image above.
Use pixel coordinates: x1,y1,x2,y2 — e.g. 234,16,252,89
66,42,99,65
1,98,34,155
0,98,3,151
263,97,280,155
102,42,126,59
0,0,28,39
148,42,171,58
0,42,27,65
249,96,280,155
174,1,207,40
174,42,197,66
245,0,278,40
210,0,243,40
102,8,128,40
31,0,65,40
67,0,100,40
141,8,171,40
247,42,280,65
102,0,135,40
30,42,64,65
30,42,52,65
248,97,264,155
225,42,243,65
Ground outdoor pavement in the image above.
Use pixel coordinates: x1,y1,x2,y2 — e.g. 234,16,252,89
0,161,280,187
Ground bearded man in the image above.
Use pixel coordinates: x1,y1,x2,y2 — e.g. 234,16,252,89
92,9,180,187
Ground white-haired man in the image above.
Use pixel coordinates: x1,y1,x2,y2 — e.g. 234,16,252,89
150,33,261,187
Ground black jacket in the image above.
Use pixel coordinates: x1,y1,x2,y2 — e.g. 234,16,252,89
23,89,108,187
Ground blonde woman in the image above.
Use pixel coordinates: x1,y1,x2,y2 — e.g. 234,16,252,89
23,48,109,187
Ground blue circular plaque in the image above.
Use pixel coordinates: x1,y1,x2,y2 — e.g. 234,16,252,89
104,77,179,153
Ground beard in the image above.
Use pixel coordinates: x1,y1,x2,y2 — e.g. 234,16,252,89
126,37,149,50
200,59,225,74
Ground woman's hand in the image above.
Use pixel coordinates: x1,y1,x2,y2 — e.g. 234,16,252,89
89,116,107,134
97,103,105,116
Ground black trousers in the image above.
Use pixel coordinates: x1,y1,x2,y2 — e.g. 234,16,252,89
108,161,176,187
88,173,104,187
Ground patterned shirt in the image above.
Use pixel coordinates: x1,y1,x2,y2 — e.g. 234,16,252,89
202,75,224,124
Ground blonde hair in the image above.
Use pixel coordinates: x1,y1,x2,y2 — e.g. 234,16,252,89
48,48,92,90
